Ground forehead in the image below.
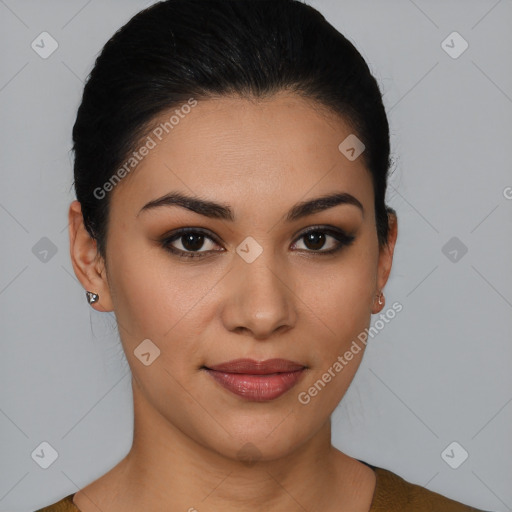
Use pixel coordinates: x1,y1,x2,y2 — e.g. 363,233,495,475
110,92,373,213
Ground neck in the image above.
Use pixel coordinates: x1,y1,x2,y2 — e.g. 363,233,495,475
89,377,375,512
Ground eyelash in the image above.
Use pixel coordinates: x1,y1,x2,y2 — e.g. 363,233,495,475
160,226,356,260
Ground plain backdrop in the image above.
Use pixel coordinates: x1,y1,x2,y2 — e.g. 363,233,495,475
0,1,511,511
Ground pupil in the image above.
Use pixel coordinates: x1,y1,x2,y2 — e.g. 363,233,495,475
305,232,325,250
182,233,204,251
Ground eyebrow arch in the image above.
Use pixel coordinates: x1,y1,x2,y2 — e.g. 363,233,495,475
137,191,364,221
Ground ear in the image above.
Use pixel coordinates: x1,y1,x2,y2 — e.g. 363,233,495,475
68,200,114,312
372,211,398,314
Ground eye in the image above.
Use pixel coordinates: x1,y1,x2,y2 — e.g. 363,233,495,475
160,225,355,260
291,226,355,254
161,228,223,259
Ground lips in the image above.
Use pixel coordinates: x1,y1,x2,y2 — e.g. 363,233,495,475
205,358,305,374
203,358,307,401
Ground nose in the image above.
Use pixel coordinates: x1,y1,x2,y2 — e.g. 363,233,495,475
220,249,298,340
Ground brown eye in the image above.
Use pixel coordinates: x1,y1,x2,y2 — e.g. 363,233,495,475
291,227,355,254
302,231,327,251
180,233,206,251
161,228,223,259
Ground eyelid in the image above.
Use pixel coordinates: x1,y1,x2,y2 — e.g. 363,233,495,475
161,227,224,252
292,224,353,240
290,225,355,251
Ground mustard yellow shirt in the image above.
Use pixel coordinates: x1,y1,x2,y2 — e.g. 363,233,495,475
34,462,491,511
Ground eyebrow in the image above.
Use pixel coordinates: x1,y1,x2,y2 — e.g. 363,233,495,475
137,191,364,221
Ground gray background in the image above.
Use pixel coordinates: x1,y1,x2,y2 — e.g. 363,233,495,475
0,0,511,511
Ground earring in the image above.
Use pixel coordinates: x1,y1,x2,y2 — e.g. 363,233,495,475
86,291,99,304
378,290,384,305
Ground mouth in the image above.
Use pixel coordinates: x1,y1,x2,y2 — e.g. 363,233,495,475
202,358,307,401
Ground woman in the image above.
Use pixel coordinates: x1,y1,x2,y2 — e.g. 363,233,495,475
36,0,492,510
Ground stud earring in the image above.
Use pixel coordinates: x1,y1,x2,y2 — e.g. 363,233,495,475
378,290,384,305
86,291,99,304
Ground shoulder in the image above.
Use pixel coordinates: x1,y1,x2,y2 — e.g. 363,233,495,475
368,464,492,512
32,467,495,512
34,494,79,512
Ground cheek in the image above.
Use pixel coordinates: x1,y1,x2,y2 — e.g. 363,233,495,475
107,243,176,326
106,245,220,361
299,252,375,342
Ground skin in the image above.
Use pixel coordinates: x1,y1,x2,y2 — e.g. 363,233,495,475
69,91,398,512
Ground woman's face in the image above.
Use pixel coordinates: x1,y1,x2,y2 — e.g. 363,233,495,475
74,92,396,462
